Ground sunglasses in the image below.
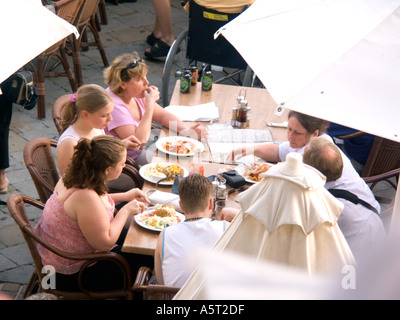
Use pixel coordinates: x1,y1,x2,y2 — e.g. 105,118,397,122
121,58,142,72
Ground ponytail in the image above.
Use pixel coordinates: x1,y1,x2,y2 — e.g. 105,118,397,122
63,135,125,195
59,84,113,134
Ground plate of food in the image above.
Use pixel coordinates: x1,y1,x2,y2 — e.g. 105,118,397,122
235,155,274,183
156,136,204,156
139,162,188,185
135,205,185,231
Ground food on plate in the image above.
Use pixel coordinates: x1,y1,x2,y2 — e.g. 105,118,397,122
137,205,182,230
144,163,184,183
153,205,176,217
162,139,195,154
242,163,272,182
156,164,184,187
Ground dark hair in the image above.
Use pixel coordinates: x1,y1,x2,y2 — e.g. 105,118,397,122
303,137,343,181
288,110,329,136
178,174,213,213
63,135,126,195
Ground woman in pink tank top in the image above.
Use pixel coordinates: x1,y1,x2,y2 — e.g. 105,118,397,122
35,135,153,292
103,52,208,165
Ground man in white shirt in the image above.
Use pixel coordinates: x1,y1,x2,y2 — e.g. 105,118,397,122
303,137,386,261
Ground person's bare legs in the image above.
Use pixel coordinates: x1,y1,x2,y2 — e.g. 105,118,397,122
151,0,174,45
0,169,9,193
146,0,174,57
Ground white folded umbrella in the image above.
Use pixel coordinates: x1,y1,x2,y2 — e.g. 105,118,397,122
175,153,355,299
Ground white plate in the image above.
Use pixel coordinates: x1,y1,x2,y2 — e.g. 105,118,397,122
156,136,204,156
235,155,274,184
139,162,188,185
134,207,185,232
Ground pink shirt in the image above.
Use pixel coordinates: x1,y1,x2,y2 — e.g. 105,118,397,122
105,88,146,160
34,189,115,275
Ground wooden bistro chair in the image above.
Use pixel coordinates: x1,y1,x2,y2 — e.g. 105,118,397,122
72,0,109,87
52,94,72,136
23,137,143,204
333,131,400,191
7,193,134,300
25,0,85,119
132,266,180,300
361,137,400,190
23,137,59,204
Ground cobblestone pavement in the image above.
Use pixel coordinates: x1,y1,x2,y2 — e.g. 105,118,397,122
0,0,187,300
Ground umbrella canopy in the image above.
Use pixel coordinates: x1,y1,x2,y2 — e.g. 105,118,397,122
0,0,79,86
216,0,400,143
175,153,355,299
216,0,400,234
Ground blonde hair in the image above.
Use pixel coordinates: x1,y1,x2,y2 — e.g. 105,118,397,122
60,84,113,133
103,52,148,96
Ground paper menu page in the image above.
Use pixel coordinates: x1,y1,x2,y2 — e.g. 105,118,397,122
165,102,219,122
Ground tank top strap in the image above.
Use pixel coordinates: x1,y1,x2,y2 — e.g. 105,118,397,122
62,189,78,203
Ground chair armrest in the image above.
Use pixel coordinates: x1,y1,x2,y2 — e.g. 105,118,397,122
126,156,140,170
133,266,153,286
333,131,367,140
122,163,144,189
362,168,400,184
131,266,153,299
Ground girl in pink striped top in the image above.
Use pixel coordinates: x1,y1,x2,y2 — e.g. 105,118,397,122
35,135,153,292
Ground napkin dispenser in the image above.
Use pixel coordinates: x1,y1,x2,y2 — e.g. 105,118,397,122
222,170,246,188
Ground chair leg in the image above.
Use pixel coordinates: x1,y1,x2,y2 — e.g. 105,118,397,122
71,37,83,88
35,56,46,119
90,18,109,67
98,0,108,25
59,48,78,91
23,271,41,299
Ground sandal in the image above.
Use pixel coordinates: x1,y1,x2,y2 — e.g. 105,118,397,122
146,32,159,46
144,39,171,59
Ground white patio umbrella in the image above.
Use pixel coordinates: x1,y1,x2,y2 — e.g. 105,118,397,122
0,0,79,87
174,153,355,299
215,0,400,233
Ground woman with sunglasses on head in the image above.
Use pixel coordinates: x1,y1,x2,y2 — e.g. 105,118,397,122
103,52,207,165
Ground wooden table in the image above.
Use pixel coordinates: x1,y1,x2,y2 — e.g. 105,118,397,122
122,82,289,255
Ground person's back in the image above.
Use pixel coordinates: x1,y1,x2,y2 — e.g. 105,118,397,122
162,218,226,287
303,137,386,261
154,173,228,286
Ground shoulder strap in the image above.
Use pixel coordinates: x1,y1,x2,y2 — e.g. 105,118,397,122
328,188,378,214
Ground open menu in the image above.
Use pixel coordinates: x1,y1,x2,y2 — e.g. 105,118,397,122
207,127,274,163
